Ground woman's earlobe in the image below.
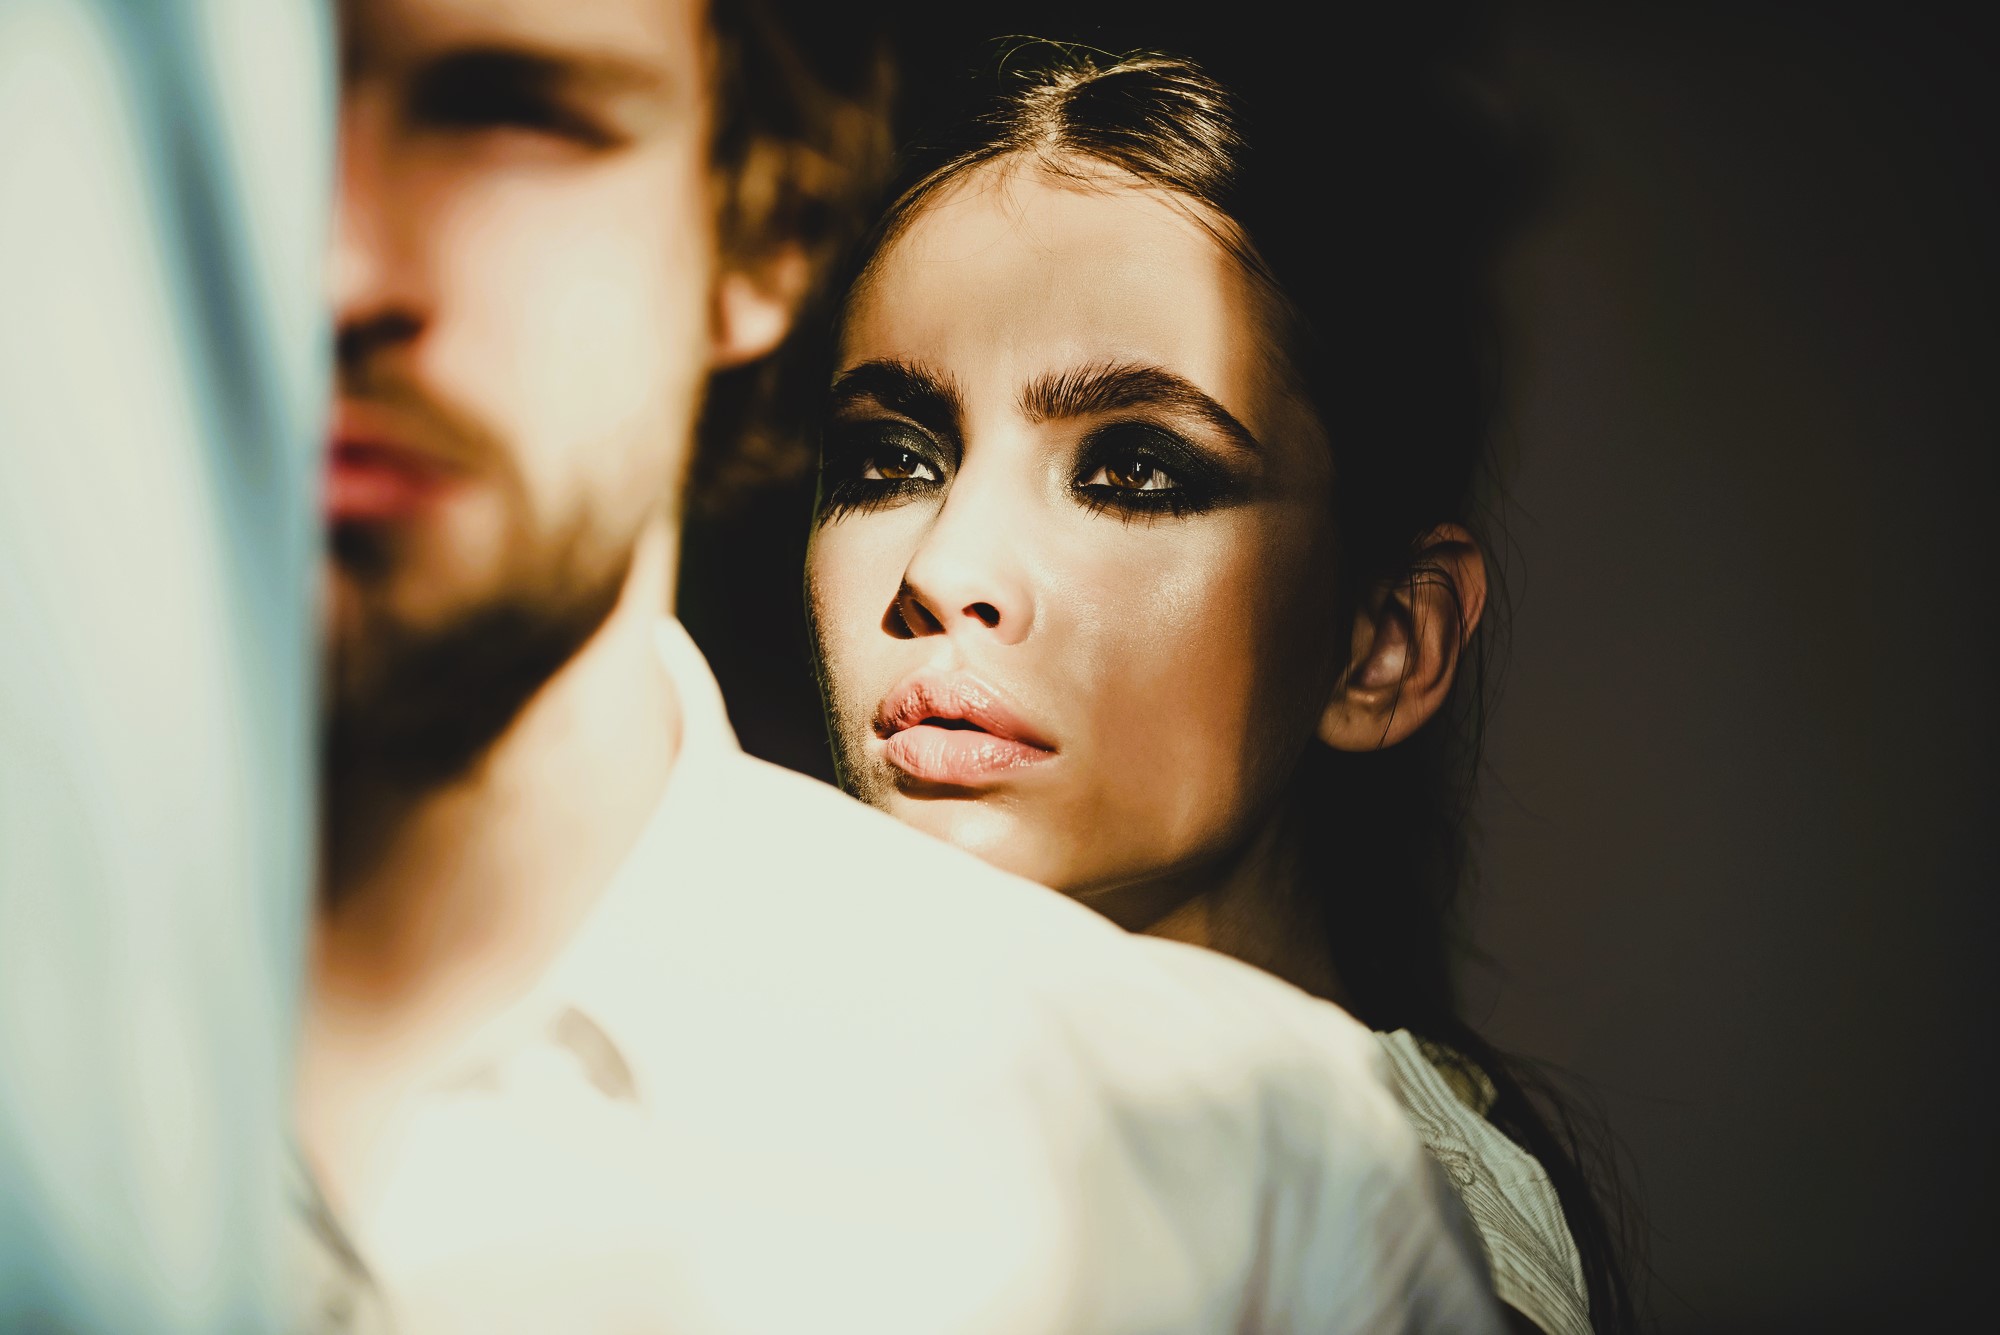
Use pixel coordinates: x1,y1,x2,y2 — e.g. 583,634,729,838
1314,697,1356,750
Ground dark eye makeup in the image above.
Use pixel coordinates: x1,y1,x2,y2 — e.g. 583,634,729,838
815,417,1241,525
816,420,949,521
1071,422,1236,520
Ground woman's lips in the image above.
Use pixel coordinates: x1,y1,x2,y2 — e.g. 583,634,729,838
881,724,1051,785
874,672,1055,788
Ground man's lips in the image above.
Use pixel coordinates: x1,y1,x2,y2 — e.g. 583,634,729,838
324,439,460,522
874,672,1055,787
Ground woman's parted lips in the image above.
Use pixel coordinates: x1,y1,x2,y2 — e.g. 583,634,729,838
872,670,1056,751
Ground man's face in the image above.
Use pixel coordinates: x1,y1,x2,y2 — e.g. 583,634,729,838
329,0,716,779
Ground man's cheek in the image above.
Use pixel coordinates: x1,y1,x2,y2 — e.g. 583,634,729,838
533,278,670,426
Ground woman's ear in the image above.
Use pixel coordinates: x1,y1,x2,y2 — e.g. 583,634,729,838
1317,525,1489,752
710,242,811,370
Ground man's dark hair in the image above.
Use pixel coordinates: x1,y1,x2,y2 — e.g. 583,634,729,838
691,0,895,514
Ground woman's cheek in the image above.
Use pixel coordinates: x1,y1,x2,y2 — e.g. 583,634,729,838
1067,525,1279,856
806,532,894,726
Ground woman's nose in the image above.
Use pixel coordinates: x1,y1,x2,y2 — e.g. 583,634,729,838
890,482,1035,646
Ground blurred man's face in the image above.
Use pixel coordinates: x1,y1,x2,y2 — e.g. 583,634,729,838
328,0,717,780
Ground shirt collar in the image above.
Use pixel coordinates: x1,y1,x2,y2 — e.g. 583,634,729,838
651,615,740,757
425,618,744,1111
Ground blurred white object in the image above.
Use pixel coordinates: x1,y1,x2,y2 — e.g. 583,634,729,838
0,0,334,1328
344,621,1500,1334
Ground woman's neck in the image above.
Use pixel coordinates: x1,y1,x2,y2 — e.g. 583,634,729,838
1118,813,1347,1006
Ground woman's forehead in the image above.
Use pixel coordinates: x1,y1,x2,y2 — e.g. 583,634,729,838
841,158,1300,442
856,156,1232,307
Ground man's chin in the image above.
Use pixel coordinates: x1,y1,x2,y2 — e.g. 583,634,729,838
324,565,627,794
321,561,372,660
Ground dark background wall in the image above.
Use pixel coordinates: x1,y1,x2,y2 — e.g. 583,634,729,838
1466,5,1996,1329
680,3,1996,1327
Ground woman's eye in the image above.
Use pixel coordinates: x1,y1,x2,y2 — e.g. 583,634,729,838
861,449,938,483
815,426,946,524
1071,424,1236,521
1084,455,1178,492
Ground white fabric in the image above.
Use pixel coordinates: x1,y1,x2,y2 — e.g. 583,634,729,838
348,620,1503,1334
0,1,332,1329
1377,1031,1591,1335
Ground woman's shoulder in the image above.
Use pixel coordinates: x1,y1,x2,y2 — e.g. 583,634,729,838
1375,1029,1595,1335
1401,1032,1503,1117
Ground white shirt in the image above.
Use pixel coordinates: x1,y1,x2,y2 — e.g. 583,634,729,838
349,620,1502,1334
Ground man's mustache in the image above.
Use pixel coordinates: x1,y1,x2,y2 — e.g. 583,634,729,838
332,363,508,476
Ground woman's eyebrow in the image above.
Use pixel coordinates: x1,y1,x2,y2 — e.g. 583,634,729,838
827,360,965,438
1019,363,1264,453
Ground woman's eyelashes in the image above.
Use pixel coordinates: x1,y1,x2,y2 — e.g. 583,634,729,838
816,418,1239,524
1072,423,1235,520
817,421,948,520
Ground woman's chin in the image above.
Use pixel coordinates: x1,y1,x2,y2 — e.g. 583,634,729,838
882,792,1082,893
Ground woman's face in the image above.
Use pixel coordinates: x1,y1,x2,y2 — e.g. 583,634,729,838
807,159,1344,899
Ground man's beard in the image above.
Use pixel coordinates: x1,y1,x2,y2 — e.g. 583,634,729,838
324,518,632,796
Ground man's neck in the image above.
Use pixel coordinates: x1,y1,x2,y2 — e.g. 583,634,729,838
303,518,682,1197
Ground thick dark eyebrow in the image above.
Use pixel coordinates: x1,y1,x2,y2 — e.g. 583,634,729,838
1020,363,1264,453
827,360,965,442
435,45,669,95
411,45,677,129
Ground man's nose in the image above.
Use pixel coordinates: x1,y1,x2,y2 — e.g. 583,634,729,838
329,95,421,369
